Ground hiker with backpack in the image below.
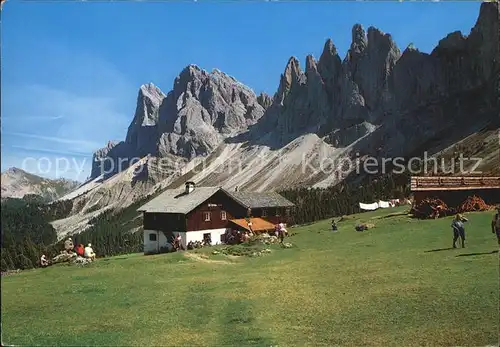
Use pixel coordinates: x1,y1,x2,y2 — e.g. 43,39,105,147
451,214,468,248
492,206,500,246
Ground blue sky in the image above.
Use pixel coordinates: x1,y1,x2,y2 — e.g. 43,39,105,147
1,1,482,181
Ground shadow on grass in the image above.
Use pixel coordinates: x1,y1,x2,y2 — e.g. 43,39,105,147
373,212,409,220
456,250,499,257
102,257,128,262
424,247,455,253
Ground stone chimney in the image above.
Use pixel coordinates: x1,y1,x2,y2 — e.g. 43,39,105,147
185,181,195,194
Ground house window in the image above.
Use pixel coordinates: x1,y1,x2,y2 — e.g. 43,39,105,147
262,209,267,217
285,208,291,216
221,211,227,220
203,212,211,221
149,233,157,241
275,208,281,217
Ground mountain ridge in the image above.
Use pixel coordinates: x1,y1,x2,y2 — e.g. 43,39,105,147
1,167,81,202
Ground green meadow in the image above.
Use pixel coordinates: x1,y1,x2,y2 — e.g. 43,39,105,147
2,207,499,346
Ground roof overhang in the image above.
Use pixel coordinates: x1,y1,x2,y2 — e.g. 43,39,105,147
410,176,500,192
229,218,276,232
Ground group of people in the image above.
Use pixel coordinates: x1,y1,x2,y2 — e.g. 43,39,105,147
65,238,96,260
327,206,500,248
40,238,96,267
274,222,288,243
450,206,500,249
221,222,288,244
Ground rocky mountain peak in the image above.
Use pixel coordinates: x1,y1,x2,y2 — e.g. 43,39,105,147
137,83,165,114
1,167,80,202
90,63,268,178
321,39,338,58
5,167,21,175
106,140,118,149
257,92,273,110
366,27,399,55
284,56,304,85
274,56,306,106
123,83,166,158
305,55,318,74
348,24,368,58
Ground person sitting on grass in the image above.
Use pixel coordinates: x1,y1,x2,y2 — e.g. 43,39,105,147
84,243,96,261
492,206,500,246
64,238,74,253
451,214,468,249
75,244,85,257
40,254,49,267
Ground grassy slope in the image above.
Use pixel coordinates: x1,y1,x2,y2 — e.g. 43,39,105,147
2,207,499,346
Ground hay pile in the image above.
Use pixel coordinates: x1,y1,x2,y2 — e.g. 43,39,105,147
457,195,491,213
412,195,493,219
411,198,455,219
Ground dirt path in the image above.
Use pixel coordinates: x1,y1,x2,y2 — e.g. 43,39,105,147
183,252,233,265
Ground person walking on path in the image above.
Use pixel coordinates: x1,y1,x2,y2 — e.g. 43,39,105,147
491,206,500,246
451,214,468,248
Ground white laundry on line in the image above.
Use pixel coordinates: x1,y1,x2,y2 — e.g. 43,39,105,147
359,202,379,211
378,200,391,208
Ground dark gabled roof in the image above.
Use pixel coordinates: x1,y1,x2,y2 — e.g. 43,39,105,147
137,186,221,214
137,186,295,215
223,190,295,209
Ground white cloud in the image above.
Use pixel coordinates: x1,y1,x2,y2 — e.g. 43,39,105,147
3,115,65,122
7,144,92,158
3,131,102,153
2,42,138,180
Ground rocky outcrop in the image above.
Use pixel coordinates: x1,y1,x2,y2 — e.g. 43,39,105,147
257,92,273,110
156,66,267,158
125,83,166,157
90,141,120,178
90,66,266,178
249,1,498,154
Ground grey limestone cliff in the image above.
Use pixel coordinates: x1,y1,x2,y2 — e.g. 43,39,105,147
91,2,499,180
90,66,267,178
